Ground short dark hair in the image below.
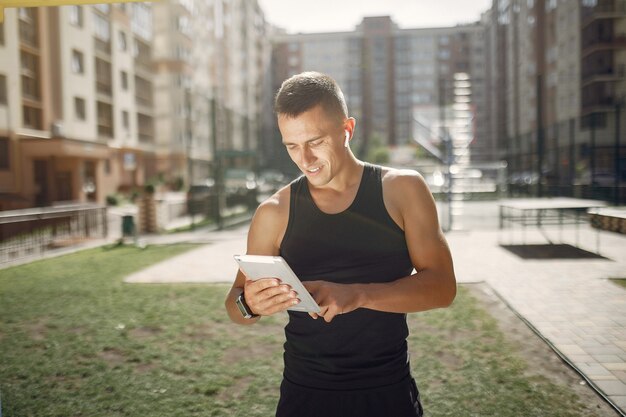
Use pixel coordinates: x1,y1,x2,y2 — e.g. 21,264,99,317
274,71,348,120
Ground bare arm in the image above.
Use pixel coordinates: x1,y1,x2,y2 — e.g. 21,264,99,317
224,190,299,325
304,170,456,322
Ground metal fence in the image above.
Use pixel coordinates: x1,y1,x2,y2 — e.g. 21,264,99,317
0,204,107,267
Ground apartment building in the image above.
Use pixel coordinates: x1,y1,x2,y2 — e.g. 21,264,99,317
0,4,156,209
152,0,196,184
152,0,270,187
488,0,625,197
580,0,626,188
269,29,362,172
0,0,270,210
270,16,488,167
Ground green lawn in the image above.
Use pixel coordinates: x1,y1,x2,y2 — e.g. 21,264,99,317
0,244,605,416
610,278,626,290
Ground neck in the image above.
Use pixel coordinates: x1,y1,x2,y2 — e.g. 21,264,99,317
317,151,364,193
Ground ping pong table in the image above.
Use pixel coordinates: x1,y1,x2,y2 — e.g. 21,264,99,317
498,198,608,252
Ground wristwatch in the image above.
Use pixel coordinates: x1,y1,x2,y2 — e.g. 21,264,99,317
235,291,258,319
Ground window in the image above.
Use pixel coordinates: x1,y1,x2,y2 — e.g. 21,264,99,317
176,15,191,36
121,71,128,90
21,67,40,100
93,12,110,41
122,110,130,129
22,105,42,129
94,4,110,13
0,74,6,105
69,5,83,27
95,58,112,95
118,31,127,51
19,8,34,23
131,3,152,40
97,101,114,137
21,76,38,98
74,97,86,120
0,138,9,170
71,50,84,74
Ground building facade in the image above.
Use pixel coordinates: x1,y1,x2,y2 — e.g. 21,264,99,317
0,4,156,209
0,0,270,210
489,0,626,201
269,16,489,168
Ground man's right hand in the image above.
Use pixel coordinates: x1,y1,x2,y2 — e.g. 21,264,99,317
243,278,300,316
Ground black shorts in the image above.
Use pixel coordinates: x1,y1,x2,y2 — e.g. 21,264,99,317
276,375,424,417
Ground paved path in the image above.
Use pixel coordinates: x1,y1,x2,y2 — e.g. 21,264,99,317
449,226,626,414
125,227,247,284
123,220,626,414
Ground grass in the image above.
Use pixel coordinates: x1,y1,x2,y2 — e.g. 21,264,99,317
0,244,605,417
165,208,253,234
609,278,626,290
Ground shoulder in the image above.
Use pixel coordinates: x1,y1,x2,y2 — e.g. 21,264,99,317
379,166,440,232
253,182,292,225
247,182,292,253
379,166,431,197
379,166,436,217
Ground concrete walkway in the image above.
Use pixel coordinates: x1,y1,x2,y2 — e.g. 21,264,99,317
124,219,626,415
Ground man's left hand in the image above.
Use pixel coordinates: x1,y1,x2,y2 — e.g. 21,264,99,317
302,281,363,323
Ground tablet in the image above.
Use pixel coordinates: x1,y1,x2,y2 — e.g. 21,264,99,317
233,254,321,314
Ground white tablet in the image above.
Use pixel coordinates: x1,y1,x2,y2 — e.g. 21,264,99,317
233,254,321,314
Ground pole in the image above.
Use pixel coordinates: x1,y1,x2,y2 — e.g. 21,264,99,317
569,118,575,197
185,87,194,229
615,101,621,205
536,74,544,198
446,132,453,232
211,92,223,230
590,113,596,199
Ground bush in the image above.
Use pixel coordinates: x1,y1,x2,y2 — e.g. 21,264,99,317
105,194,119,206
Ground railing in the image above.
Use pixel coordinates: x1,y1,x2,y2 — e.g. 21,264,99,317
511,184,626,205
0,204,107,267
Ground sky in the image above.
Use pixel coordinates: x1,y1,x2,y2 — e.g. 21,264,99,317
257,0,493,34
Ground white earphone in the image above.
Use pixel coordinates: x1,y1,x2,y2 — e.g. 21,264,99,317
344,131,350,147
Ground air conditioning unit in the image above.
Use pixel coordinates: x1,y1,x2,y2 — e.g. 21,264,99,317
51,121,65,138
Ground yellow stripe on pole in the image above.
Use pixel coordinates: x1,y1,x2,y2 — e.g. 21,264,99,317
0,1,159,22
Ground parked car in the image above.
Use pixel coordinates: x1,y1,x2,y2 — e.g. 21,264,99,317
257,169,288,194
186,179,215,215
224,169,258,207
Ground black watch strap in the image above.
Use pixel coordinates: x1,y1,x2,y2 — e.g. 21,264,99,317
236,291,258,319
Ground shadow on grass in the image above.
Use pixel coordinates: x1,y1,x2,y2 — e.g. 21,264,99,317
499,244,609,260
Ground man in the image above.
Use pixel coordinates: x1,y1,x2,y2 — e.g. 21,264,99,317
225,71,456,417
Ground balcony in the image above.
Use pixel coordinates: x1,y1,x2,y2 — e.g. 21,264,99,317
581,70,625,87
582,35,626,57
582,0,626,28
94,38,111,56
137,113,154,144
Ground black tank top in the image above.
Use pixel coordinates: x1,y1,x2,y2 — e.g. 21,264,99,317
279,163,414,390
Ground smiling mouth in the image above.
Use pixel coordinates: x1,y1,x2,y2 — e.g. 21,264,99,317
306,167,321,174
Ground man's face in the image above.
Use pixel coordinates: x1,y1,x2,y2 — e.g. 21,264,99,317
278,105,349,188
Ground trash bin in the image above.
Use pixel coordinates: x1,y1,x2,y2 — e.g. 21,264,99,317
122,215,135,237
